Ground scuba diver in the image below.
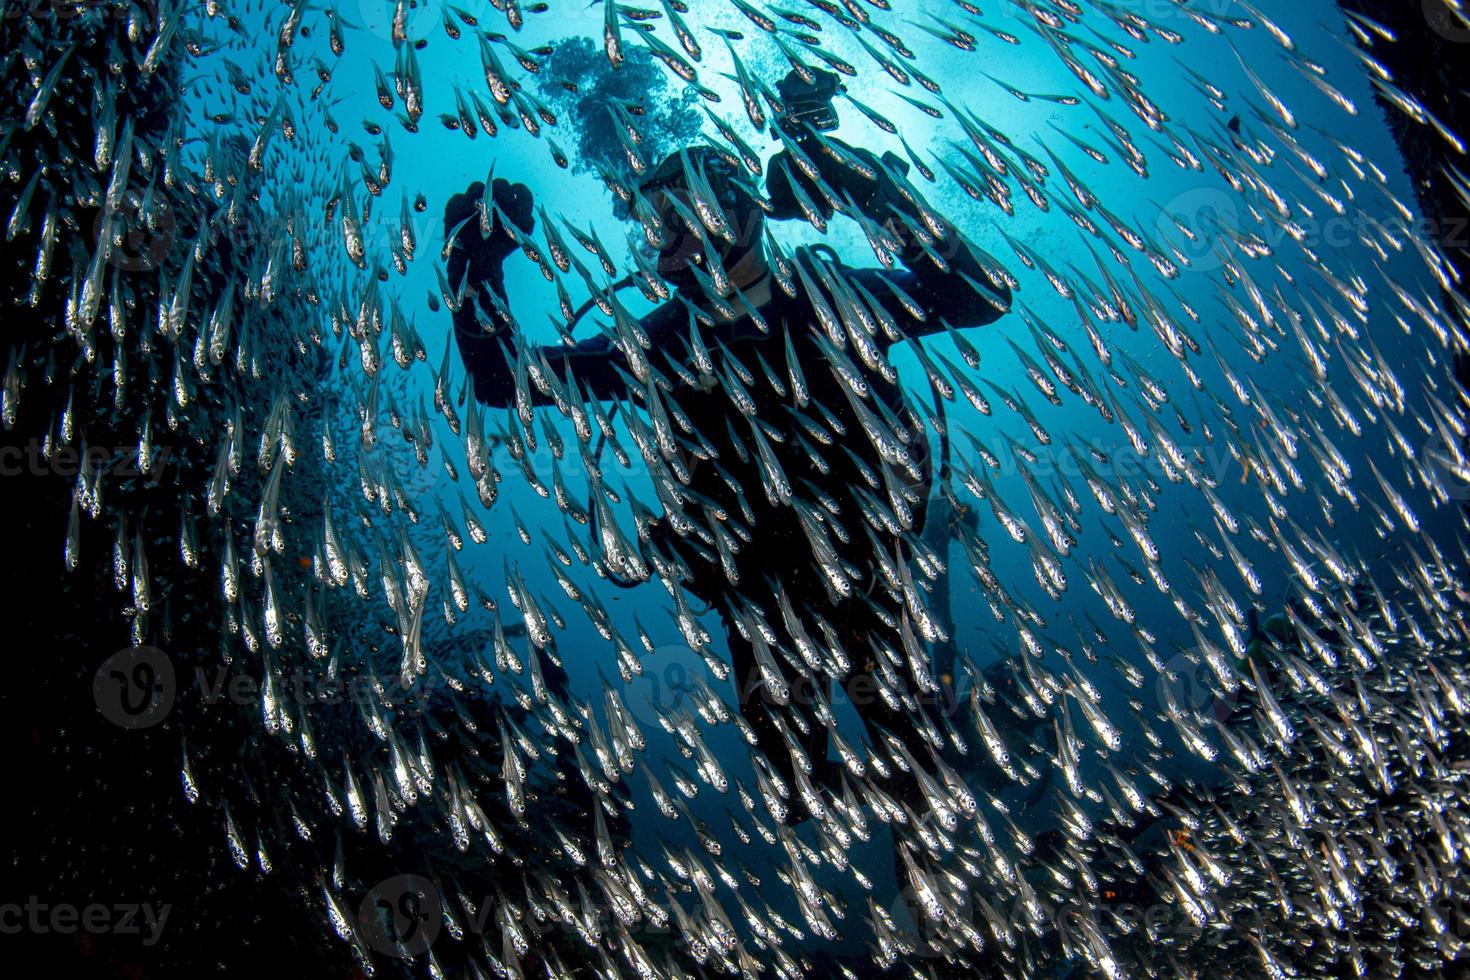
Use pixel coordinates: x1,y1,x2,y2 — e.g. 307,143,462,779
443,68,1012,829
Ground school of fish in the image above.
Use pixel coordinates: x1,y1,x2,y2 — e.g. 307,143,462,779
4,0,1470,976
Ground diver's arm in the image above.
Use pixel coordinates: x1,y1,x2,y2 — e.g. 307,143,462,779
849,232,1012,336
456,324,631,408
844,151,1012,334
767,136,1011,333
446,180,634,408
446,178,527,407
459,301,693,408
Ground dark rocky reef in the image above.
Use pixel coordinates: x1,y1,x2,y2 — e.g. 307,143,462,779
0,5,352,975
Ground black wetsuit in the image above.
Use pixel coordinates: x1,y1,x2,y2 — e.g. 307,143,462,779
447,155,1010,809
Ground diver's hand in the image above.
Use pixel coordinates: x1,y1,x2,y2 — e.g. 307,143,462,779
444,178,536,287
811,137,893,209
769,138,913,222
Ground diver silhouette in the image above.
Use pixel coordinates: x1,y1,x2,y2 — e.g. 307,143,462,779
444,68,1012,833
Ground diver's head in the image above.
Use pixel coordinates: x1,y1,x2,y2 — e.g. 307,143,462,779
638,146,767,302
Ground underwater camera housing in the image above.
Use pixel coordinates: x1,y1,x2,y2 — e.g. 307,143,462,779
776,67,844,136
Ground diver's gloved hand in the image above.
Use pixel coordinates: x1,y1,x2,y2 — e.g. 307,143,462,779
769,135,913,223
444,178,536,295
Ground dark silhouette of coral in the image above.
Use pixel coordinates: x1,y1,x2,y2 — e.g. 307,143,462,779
536,37,704,217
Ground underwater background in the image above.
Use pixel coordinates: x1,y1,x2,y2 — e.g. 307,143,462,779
3,0,1470,977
